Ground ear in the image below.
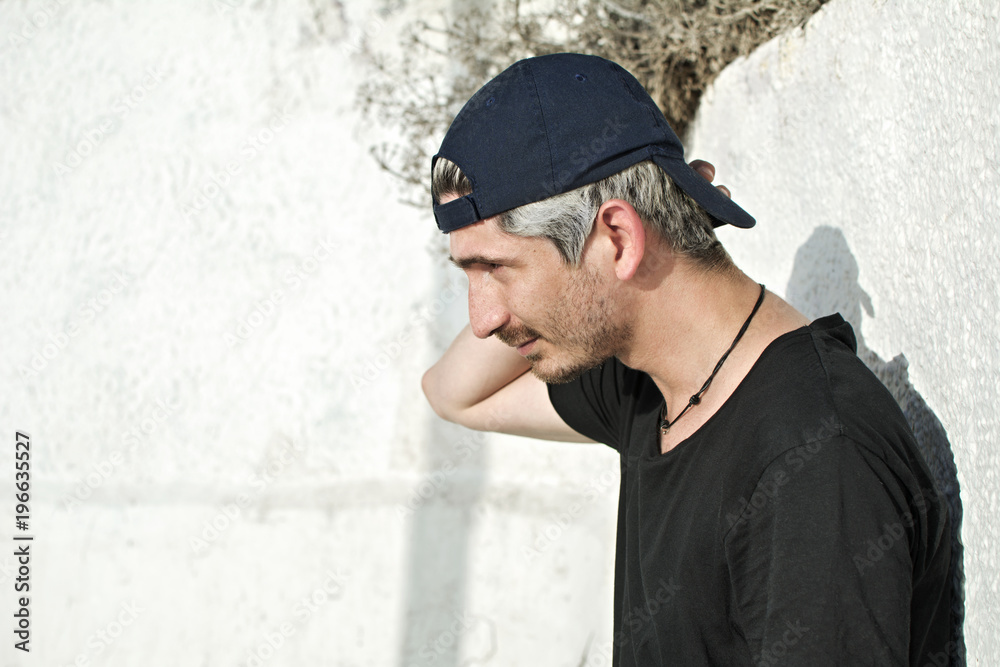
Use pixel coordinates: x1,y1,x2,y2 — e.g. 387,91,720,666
593,199,645,281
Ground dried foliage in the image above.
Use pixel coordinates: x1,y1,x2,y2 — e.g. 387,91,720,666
359,0,828,206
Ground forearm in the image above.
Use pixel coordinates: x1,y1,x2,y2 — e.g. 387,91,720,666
421,324,531,422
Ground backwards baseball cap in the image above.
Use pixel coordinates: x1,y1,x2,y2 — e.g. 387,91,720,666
432,52,755,233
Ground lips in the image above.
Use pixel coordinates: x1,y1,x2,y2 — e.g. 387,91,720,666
516,337,539,356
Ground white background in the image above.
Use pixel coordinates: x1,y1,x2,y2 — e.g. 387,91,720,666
1,0,996,665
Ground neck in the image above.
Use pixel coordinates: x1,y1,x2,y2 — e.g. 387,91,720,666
617,260,773,420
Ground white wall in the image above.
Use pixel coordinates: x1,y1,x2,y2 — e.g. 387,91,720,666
6,0,993,665
0,1,619,665
688,0,999,663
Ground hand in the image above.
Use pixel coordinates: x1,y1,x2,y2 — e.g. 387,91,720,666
689,159,731,199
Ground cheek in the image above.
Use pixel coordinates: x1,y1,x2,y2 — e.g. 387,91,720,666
499,274,540,313
506,263,577,323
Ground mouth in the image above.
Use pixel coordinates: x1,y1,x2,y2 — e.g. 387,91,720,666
516,337,539,356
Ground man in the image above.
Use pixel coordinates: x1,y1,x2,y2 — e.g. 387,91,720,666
421,53,952,666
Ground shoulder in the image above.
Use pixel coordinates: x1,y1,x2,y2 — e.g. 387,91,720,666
718,314,931,492
737,314,908,449
721,312,947,527
547,356,657,449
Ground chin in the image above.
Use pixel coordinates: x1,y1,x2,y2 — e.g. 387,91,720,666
527,352,606,385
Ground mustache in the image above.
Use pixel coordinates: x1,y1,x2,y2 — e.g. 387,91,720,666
494,323,542,347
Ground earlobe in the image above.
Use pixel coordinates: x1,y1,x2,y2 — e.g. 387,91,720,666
596,199,645,281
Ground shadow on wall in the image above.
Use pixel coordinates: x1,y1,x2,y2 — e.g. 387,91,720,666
786,226,966,665
398,418,496,667
397,256,497,667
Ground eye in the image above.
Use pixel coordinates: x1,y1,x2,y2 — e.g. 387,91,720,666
486,263,509,277
472,262,501,273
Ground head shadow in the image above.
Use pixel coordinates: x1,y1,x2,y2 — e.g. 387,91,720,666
786,225,966,665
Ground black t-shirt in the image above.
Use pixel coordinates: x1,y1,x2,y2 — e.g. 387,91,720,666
548,315,952,666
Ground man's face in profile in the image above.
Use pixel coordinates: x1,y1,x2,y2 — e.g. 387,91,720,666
447,210,632,384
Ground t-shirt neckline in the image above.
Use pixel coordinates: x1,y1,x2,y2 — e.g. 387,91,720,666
642,314,849,461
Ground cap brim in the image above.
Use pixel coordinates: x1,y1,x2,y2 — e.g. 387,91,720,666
652,155,756,229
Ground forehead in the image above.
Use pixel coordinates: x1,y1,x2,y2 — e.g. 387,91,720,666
448,216,559,270
449,216,516,260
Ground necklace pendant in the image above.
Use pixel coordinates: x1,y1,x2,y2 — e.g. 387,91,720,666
654,283,765,439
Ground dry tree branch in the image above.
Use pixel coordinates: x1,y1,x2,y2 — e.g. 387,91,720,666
359,0,829,205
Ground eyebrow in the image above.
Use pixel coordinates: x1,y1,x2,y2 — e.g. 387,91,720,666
448,254,510,270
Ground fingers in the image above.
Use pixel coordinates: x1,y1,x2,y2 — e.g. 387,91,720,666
689,159,732,200
689,159,715,182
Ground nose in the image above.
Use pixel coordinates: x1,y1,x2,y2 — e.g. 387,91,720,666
467,281,509,339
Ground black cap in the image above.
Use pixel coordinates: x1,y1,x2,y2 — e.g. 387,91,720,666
432,53,755,233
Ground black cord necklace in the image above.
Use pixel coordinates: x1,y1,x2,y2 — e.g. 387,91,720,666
659,283,766,435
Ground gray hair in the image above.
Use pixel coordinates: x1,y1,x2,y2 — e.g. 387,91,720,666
432,158,731,270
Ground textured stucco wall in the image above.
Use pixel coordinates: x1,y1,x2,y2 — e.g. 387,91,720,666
688,0,999,663
5,0,994,665
1,1,619,665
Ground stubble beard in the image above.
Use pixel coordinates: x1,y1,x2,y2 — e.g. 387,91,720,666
496,266,632,385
